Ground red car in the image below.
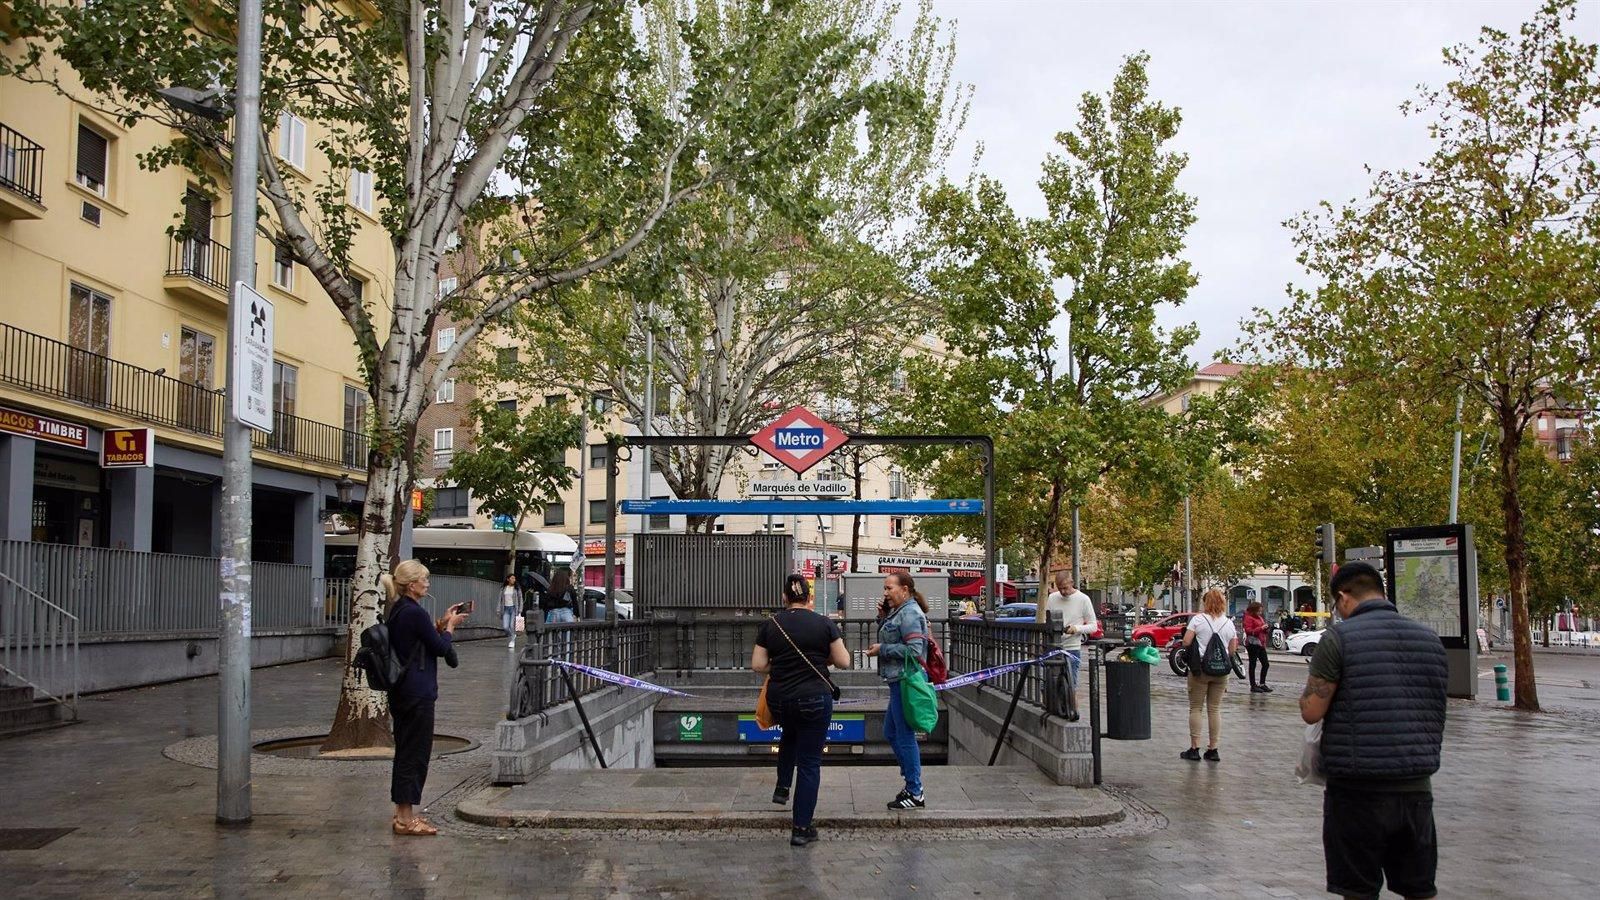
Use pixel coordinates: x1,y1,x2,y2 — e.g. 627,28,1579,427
1131,611,1197,647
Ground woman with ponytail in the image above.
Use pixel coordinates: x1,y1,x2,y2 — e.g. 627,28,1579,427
751,574,850,846
868,572,929,810
383,559,467,835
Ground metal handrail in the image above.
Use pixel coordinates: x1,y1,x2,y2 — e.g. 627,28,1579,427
165,232,234,291
0,122,45,204
0,569,79,717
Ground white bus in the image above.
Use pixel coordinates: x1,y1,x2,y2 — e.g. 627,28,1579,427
325,527,578,585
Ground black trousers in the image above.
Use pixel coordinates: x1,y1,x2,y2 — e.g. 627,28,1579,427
390,693,436,805
1247,643,1269,685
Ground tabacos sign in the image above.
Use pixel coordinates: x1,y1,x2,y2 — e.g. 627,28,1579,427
101,428,154,468
750,405,848,474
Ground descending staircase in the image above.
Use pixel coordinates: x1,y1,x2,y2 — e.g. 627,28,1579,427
0,683,70,740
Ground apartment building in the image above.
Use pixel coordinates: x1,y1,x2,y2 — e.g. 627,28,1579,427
0,36,388,574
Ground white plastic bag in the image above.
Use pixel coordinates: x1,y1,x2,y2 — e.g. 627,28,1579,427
514,614,526,634
1296,721,1325,786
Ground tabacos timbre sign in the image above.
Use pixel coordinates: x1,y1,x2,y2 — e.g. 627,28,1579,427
0,405,90,449
101,427,154,468
750,405,848,475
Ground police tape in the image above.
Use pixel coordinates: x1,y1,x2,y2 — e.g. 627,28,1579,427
546,649,1071,701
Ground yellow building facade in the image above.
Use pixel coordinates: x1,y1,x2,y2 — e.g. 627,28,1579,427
1,31,386,570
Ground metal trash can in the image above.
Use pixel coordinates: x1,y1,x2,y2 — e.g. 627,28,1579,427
1104,659,1151,740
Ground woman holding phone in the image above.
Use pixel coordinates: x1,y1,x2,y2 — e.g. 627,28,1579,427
383,559,467,835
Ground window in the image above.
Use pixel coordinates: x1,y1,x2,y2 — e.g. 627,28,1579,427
653,382,671,416
434,486,469,518
75,122,109,195
178,326,217,430
277,112,307,169
648,495,670,532
543,393,567,410
272,241,294,290
433,428,454,466
67,283,112,403
889,516,905,538
443,230,460,252
347,276,364,305
764,519,787,532
497,399,518,413
712,519,726,533
543,504,566,527
438,276,458,299
588,499,609,525
591,392,613,415
1180,393,1192,412
435,326,456,354
436,378,455,404
269,360,298,452
589,443,609,470
496,346,519,371
888,469,906,499
1538,417,1549,432
343,384,369,468
349,169,375,213
817,515,834,533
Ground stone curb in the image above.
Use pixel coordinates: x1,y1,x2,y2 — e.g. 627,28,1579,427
455,786,1126,831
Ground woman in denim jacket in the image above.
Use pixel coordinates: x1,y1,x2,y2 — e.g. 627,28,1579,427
867,572,929,810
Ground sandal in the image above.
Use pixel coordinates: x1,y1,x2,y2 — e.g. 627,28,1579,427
392,816,438,836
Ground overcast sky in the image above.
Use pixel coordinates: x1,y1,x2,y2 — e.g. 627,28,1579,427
919,0,1600,365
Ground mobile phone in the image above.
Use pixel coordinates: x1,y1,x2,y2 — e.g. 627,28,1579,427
455,601,473,614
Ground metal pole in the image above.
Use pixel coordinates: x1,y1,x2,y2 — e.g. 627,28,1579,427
1448,389,1465,524
217,0,262,826
1183,494,1193,610
604,439,618,625
575,397,588,596
983,439,996,615
1070,505,1082,588
640,300,654,533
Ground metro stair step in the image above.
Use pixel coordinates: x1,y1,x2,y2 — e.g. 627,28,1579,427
0,685,68,737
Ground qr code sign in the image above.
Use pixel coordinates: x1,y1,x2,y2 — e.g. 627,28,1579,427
251,361,265,394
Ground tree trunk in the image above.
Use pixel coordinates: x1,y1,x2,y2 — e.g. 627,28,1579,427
320,454,408,752
1035,478,1065,620
1496,410,1541,712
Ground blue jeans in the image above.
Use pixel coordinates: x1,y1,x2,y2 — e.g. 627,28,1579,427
544,607,577,625
501,606,517,635
883,681,923,796
1065,649,1082,687
774,692,833,829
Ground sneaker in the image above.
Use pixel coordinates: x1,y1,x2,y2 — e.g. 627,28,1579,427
790,825,819,846
1259,685,1274,693
1203,748,1221,762
887,790,926,810
772,785,791,805
1249,685,1264,693
1180,747,1202,762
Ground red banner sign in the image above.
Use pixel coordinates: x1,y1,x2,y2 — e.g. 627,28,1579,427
101,427,154,468
0,405,90,449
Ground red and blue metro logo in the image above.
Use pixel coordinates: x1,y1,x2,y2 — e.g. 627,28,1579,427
750,405,849,474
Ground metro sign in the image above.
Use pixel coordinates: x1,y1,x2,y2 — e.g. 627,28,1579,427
750,405,848,474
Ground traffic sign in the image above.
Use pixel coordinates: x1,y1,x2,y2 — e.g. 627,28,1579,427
748,479,850,497
750,405,848,474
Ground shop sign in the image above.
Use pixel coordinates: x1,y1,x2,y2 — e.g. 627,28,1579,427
100,427,154,468
34,457,100,492
875,554,982,571
584,539,627,557
0,404,89,449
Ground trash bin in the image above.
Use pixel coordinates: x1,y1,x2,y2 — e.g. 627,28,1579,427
1104,658,1151,740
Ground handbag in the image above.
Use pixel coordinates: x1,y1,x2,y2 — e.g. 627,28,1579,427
755,678,776,729
898,656,939,733
771,612,842,702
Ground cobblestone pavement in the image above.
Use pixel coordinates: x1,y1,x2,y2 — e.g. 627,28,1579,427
2,640,1597,898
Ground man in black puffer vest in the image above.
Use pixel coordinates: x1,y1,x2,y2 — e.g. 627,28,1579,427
1300,561,1448,900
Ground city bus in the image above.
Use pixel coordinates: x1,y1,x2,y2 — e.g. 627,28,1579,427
324,527,579,584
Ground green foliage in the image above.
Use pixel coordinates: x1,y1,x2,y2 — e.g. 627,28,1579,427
443,401,584,527
899,53,1221,585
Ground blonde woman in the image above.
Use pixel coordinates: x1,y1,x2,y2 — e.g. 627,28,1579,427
1180,588,1238,762
384,560,468,835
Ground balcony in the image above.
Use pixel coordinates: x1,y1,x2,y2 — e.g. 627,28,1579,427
0,322,368,471
164,233,234,304
0,122,46,220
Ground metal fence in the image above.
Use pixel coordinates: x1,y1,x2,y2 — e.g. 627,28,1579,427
166,234,233,292
0,323,368,471
0,569,78,716
0,122,45,205
318,574,506,632
511,620,654,718
0,541,320,637
947,616,1064,709
631,533,794,613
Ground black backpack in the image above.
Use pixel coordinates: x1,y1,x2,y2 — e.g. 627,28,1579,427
1189,616,1232,677
352,614,412,692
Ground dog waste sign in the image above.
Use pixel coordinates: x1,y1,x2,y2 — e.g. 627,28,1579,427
232,282,274,433
678,715,703,742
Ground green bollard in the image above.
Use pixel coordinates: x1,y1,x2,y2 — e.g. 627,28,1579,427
1494,663,1509,702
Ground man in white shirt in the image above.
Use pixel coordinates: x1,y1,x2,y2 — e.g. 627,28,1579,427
1041,572,1098,688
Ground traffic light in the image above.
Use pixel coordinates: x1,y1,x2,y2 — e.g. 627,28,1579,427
829,554,840,573
1314,523,1336,567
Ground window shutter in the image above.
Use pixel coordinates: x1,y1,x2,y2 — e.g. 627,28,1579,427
77,125,108,185
184,188,213,241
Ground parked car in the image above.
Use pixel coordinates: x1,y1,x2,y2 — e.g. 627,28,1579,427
960,602,1104,638
1140,607,1174,624
1287,629,1323,657
1131,611,1196,647
584,587,633,620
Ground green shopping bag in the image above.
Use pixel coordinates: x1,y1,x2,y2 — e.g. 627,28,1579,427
899,656,939,732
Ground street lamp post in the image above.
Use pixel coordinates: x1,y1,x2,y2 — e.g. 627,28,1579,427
216,0,263,826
